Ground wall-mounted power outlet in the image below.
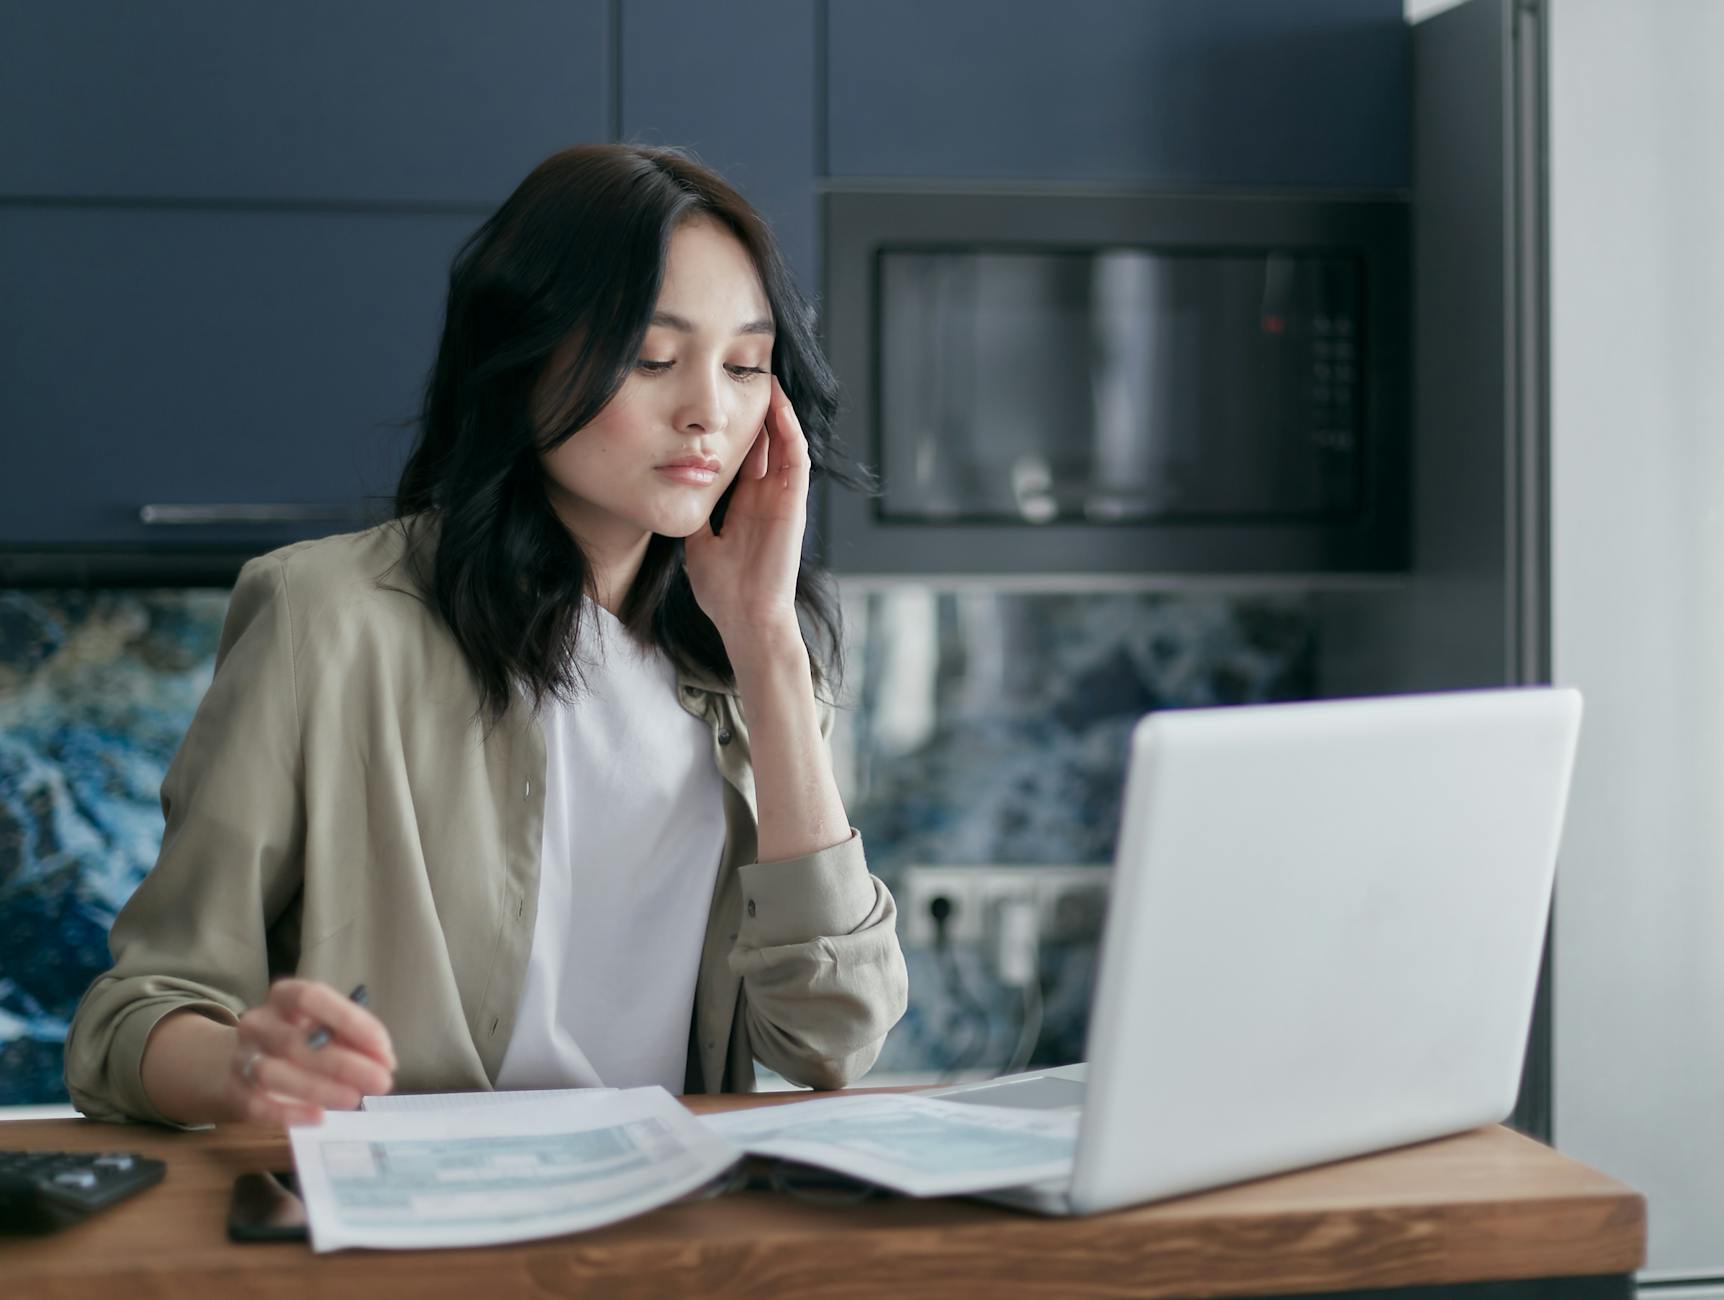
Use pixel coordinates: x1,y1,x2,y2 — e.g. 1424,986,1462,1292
897,864,1111,950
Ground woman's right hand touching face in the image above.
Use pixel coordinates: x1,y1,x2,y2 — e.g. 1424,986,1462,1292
226,978,397,1127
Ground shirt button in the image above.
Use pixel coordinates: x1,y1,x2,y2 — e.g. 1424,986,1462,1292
523,779,531,801
746,899,756,918
717,729,733,745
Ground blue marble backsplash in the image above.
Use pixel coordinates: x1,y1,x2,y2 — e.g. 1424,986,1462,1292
834,588,1315,874
0,582,1314,1105
830,587,1316,1078
0,589,229,1106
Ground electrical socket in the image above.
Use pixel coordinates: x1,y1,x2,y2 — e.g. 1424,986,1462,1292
897,864,1111,950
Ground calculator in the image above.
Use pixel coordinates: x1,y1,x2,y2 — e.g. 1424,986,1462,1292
0,1150,166,1233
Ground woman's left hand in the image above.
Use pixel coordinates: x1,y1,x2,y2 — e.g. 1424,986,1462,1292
684,375,809,654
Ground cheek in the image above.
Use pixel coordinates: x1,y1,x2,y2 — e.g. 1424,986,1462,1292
540,425,613,495
581,383,649,445
553,393,645,471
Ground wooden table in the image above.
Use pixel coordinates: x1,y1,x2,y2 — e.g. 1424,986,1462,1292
0,1094,1644,1300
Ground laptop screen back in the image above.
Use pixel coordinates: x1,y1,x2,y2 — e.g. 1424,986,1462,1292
1070,688,1581,1214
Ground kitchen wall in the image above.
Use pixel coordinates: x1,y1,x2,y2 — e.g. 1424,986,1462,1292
0,0,1410,1101
1549,0,1724,1275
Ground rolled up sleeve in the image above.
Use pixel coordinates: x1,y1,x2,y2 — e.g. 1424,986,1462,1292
729,828,909,1090
63,556,305,1126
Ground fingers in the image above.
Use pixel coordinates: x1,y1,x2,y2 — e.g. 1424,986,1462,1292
227,979,398,1128
237,1019,391,1101
766,377,810,473
252,1015,395,1098
269,978,396,1070
745,426,770,481
242,1049,366,1111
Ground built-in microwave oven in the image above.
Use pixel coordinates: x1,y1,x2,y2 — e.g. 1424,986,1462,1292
818,185,1410,575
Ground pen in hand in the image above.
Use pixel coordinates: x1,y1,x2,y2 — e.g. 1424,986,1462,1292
306,983,368,1050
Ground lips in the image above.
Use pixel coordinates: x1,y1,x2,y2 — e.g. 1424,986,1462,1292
655,456,722,487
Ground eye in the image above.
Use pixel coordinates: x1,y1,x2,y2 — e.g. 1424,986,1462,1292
726,365,769,382
636,359,673,374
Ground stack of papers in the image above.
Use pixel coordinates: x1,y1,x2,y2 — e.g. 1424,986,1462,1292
288,1088,733,1252
700,1094,1078,1198
287,1087,1078,1253
359,1087,613,1112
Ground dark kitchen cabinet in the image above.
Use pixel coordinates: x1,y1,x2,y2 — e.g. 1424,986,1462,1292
0,1,615,559
825,0,1407,187
0,0,612,205
0,206,480,547
0,0,1416,565
618,0,819,288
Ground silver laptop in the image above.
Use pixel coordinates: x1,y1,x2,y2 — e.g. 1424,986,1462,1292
925,687,1583,1216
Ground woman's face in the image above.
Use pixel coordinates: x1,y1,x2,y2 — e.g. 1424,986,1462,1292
536,216,776,555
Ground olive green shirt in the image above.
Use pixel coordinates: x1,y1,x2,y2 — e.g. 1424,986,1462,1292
64,518,908,1125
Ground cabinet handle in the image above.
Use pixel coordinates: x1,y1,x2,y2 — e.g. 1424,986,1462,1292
138,504,367,525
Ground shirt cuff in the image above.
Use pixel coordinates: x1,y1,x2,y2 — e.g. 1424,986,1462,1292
108,998,239,1130
737,829,874,947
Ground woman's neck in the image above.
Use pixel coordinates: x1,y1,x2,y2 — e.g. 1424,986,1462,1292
583,530,653,616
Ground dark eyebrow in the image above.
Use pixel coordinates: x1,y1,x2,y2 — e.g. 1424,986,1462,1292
650,310,775,337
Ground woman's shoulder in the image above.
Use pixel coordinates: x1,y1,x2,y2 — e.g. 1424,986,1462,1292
252,515,423,596
239,515,443,651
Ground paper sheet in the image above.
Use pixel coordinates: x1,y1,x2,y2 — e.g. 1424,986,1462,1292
288,1086,739,1252
698,1094,1079,1197
361,1087,615,1112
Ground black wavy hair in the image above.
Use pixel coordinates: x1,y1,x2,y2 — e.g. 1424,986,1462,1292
392,143,870,727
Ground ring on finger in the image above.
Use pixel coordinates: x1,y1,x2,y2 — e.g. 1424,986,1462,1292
236,1046,265,1089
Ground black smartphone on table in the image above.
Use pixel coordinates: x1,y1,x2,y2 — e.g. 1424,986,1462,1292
226,1170,308,1242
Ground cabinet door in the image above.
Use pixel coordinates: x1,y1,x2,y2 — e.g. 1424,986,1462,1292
0,206,480,545
618,0,817,287
0,0,612,204
826,0,1407,187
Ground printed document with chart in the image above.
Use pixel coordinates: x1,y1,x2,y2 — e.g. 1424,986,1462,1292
287,1086,1080,1251
698,1094,1079,1197
286,1086,736,1252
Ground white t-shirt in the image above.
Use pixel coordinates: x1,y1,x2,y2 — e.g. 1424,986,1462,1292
495,601,727,1093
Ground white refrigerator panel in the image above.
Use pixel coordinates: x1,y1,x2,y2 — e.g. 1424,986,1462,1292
1550,0,1724,1280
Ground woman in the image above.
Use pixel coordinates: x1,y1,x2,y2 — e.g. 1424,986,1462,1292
64,144,909,1129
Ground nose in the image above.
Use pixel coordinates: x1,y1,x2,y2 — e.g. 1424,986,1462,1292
672,364,728,437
